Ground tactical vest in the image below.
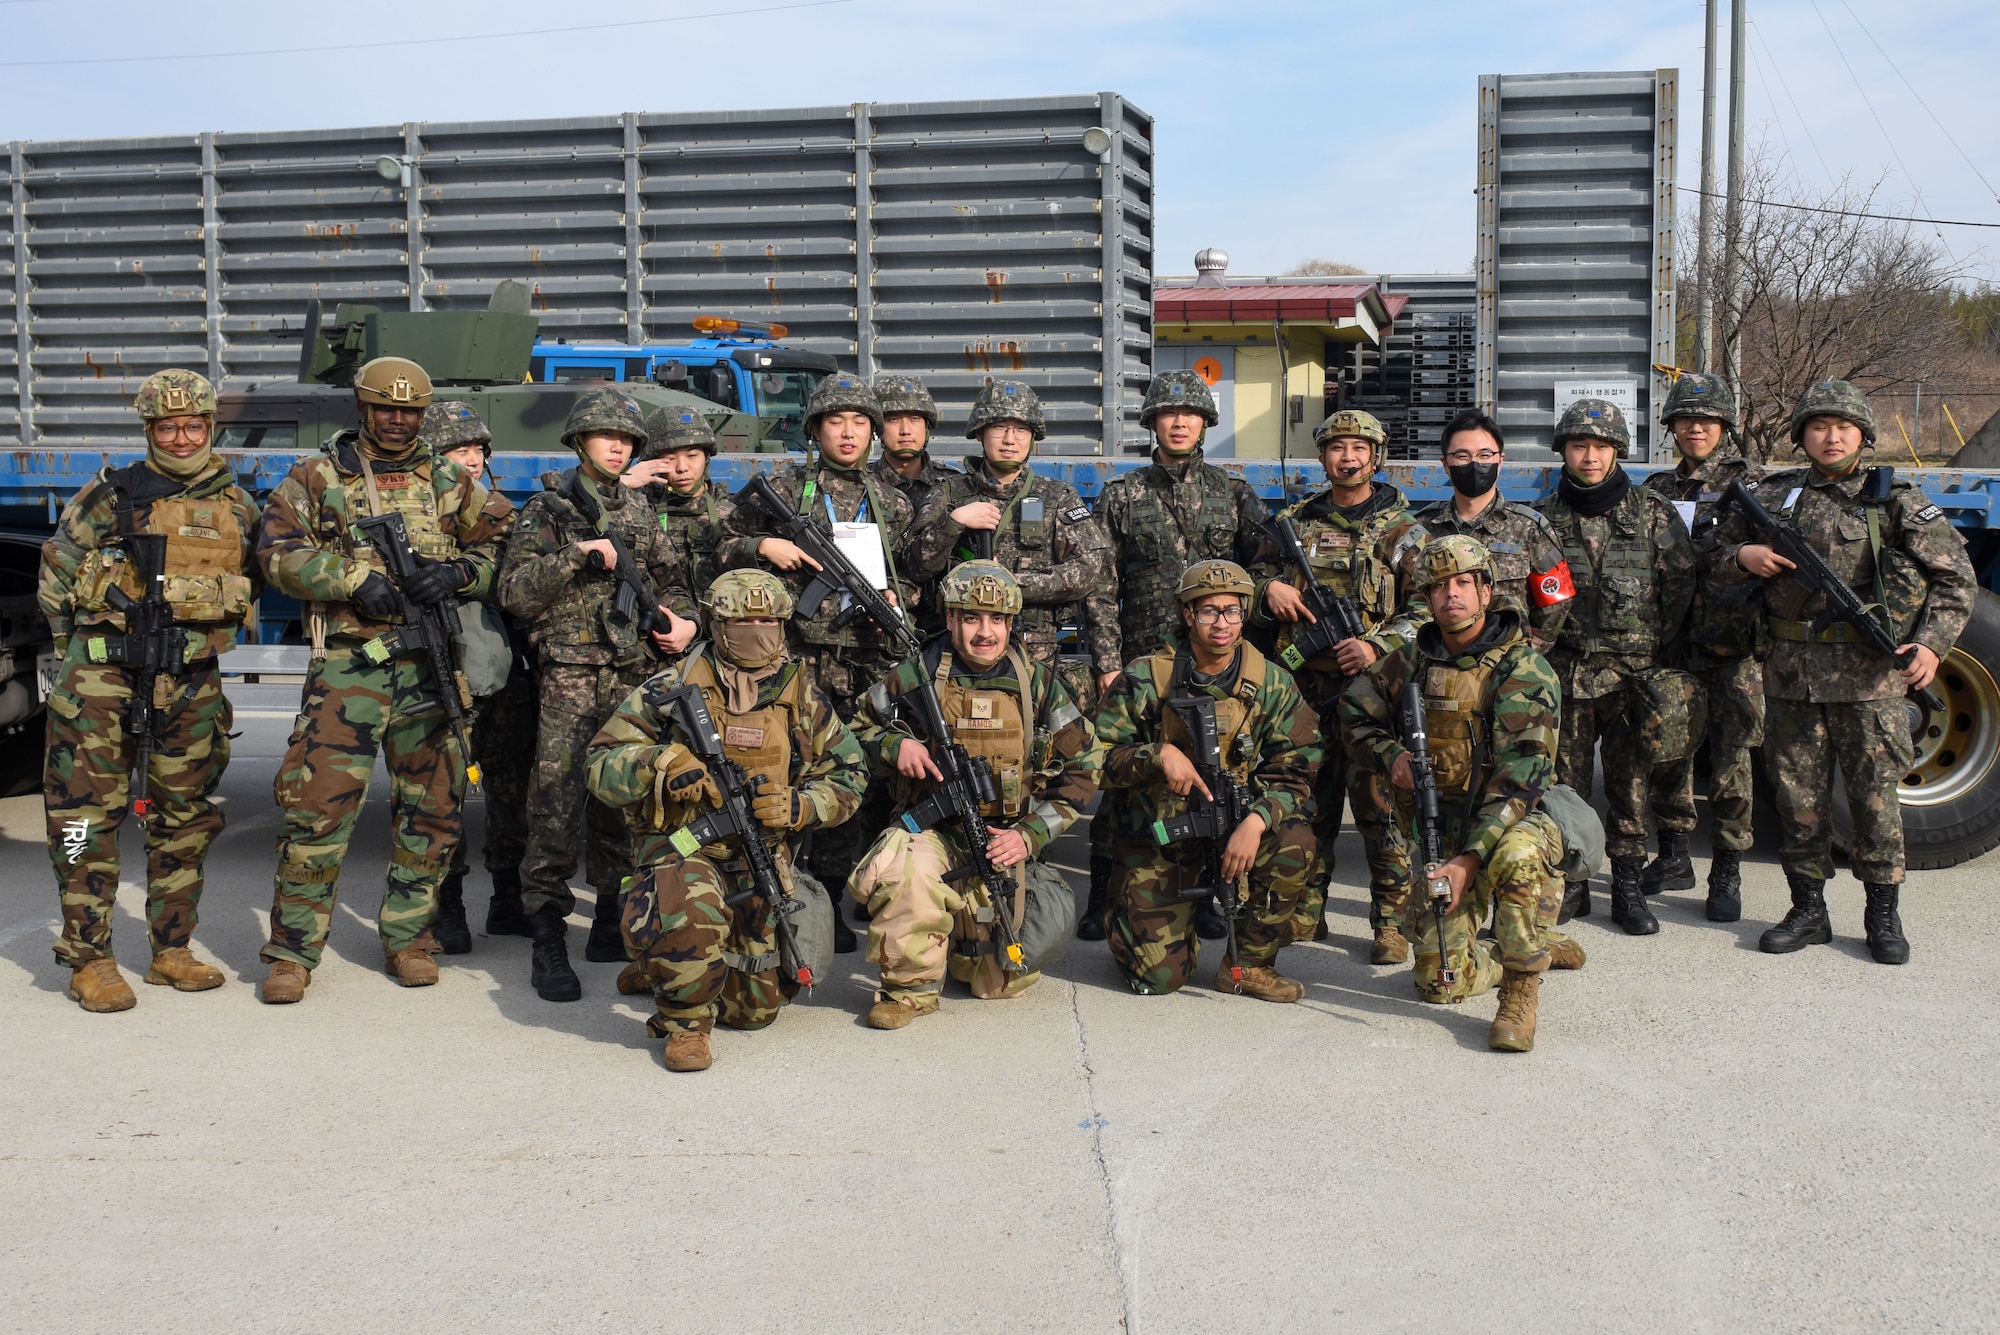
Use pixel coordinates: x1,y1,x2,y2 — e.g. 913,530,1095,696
1417,646,1509,798
932,646,1034,820
347,452,458,565
1766,472,1925,642
524,473,659,658
73,471,251,627
1143,643,1270,787
1275,493,1407,669
1116,459,1241,650
790,464,903,652
651,650,809,836
960,473,1065,639
1546,490,1661,658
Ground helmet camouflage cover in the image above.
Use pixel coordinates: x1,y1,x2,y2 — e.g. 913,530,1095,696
419,400,492,456
1553,396,1631,453
704,569,795,621
805,373,885,436
1658,371,1737,428
1140,370,1220,428
870,372,939,427
940,560,1023,615
964,379,1046,440
1789,378,1877,448
1313,409,1387,450
562,386,649,452
1414,534,1497,591
133,369,217,420
642,403,718,457
1177,559,1255,604
353,356,435,409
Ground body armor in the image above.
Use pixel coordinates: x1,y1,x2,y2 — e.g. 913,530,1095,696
1543,489,1663,658
931,647,1033,820
1418,648,1509,797
651,651,809,835
73,474,250,629
1142,643,1271,790
524,471,667,662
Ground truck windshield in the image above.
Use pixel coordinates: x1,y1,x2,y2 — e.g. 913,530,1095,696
755,369,823,453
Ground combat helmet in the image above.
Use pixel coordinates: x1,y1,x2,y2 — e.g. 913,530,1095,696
871,372,939,427
419,401,492,457
642,403,718,458
561,387,649,452
1658,371,1737,428
132,369,216,421
1414,534,1496,591
1553,397,1631,454
965,380,1046,441
704,569,795,621
804,373,885,438
1313,409,1387,451
1140,370,1220,428
1177,559,1256,604
940,560,1023,615
353,356,434,409
1789,379,1877,448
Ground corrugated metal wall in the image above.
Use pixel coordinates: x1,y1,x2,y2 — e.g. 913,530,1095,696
3,94,1153,456
1476,71,1677,461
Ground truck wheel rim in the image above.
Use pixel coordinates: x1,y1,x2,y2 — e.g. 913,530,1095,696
1901,646,2000,807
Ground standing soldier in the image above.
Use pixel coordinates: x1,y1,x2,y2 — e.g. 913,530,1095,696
629,403,733,626
40,370,260,1011
1253,407,1430,957
586,570,868,1072
1536,398,1696,935
1338,536,1586,1052
498,389,701,1002
1086,371,1268,942
1641,372,1764,919
867,373,957,637
846,561,1099,1028
1093,560,1319,999
256,357,515,1003
1712,381,1975,963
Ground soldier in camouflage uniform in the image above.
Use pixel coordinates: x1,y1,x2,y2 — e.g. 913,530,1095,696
39,370,260,1012
1339,536,1586,1052
498,388,702,1001
629,403,733,625
867,372,959,637
1711,380,1976,964
1251,407,1430,958
1536,397,1697,936
1093,560,1319,1000
256,356,515,1002
1641,372,1765,919
846,562,1099,1028
586,570,868,1072
1086,371,1269,943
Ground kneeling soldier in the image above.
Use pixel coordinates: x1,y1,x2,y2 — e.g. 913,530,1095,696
1094,560,1319,999
846,561,1099,1029
586,570,867,1072
1340,536,1583,1052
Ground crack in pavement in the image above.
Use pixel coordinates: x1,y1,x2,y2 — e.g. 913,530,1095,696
1066,975,1136,1334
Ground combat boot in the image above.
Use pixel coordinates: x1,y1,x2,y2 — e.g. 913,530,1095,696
616,961,650,995
432,872,473,955
260,959,310,1005
67,957,137,1013
1639,831,1696,895
583,885,627,963
1545,935,1587,970
1863,882,1910,965
528,906,583,1002
144,946,225,991
385,945,439,987
1759,872,1833,954
1705,849,1743,923
664,1030,713,1072
1609,856,1659,935
485,867,532,937
1558,879,1591,923
1488,969,1540,1052
1192,898,1227,941
1370,926,1410,965
831,902,858,955
866,992,941,1030
1077,856,1111,942
1221,961,1305,1003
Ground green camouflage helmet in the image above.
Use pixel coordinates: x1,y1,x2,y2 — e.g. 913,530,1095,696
871,372,939,427
561,386,649,452
1414,534,1496,591
642,403,717,458
1177,559,1255,604
1553,396,1631,453
1140,370,1220,428
940,560,1023,615
419,400,492,456
132,369,217,420
1313,408,1388,450
704,569,795,620
1789,378,1877,448
805,373,885,437
964,379,1046,440
1658,371,1737,428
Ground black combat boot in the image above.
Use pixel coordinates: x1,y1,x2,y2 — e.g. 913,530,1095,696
831,901,858,954
1558,879,1591,923
485,866,531,937
432,872,473,955
528,906,583,1002
1758,872,1833,954
1639,831,1696,895
1705,850,1743,923
1077,856,1111,942
1609,856,1659,935
1192,898,1227,941
1862,882,1910,965
583,885,627,963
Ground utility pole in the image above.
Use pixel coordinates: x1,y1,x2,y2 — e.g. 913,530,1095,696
1695,0,1721,373
1722,0,1748,393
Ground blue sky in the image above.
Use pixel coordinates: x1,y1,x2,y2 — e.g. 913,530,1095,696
3,0,1994,279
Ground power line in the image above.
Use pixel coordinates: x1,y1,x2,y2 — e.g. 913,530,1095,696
1746,17,1834,185
1837,0,2000,209
1683,187,2000,229
0,0,857,68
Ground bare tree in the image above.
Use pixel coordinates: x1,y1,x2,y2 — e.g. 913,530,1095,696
1284,259,1368,277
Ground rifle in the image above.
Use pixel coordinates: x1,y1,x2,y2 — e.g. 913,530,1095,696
353,512,482,787
740,471,905,634
1722,479,1944,711
658,683,816,989
1149,695,1249,991
1264,514,1370,673
565,472,672,639
102,534,186,818
1398,680,1457,994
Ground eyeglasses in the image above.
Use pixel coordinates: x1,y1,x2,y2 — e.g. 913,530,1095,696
1192,606,1245,626
1444,450,1502,465
151,420,211,441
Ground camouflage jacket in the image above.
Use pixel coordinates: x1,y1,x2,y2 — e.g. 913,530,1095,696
849,636,1099,858
40,458,263,661
1712,464,1977,702
906,458,1120,672
1338,610,1561,868
1094,642,1318,841
653,480,732,620
870,451,958,636
1412,491,1570,649
1537,477,1696,698
258,431,513,643
1643,449,1765,664
1096,449,1268,666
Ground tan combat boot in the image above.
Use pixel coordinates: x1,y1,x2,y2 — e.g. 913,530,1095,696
616,961,650,995
1488,969,1540,1052
67,957,137,1013
664,1030,713,1072
1370,926,1410,965
384,945,440,987
1546,935,1587,970
1218,960,1306,1003
866,992,941,1030
145,946,224,992
261,959,310,1004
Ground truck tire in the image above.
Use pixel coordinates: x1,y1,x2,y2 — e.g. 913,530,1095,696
1833,587,2000,869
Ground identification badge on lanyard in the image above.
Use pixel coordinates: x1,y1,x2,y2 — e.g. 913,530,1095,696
832,522,888,590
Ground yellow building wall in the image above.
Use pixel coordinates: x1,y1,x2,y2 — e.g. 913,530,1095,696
1190,327,1325,460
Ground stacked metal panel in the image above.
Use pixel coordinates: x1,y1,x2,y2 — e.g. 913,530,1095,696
1340,274,1478,461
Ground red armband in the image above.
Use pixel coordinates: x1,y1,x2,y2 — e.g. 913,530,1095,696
1529,559,1576,608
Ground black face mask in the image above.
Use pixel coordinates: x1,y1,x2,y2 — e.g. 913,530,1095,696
1448,461,1499,498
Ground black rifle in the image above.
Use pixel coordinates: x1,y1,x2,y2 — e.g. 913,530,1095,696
657,683,816,989
740,471,904,634
1149,695,1249,991
1264,514,1370,673
1398,680,1457,994
1722,479,1944,710
354,512,482,787
565,472,672,639
102,533,186,818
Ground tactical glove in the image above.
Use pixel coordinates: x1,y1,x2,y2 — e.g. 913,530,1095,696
751,784,812,831
654,742,719,809
352,571,404,620
404,556,470,607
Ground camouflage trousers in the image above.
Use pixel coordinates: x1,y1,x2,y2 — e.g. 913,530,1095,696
1558,679,1696,861
799,652,890,892
849,827,1040,1004
1688,656,1765,852
44,655,231,969
264,647,467,969
1765,695,1913,884
1401,811,1565,1004
520,661,652,918
622,847,799,1037
1298,738,1410,937
1106,818,1317,995
451,663,537,880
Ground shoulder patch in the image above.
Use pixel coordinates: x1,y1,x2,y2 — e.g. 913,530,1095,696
1910,504,1944,526
1061,505,1091,524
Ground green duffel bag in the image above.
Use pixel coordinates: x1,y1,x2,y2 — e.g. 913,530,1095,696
453,598,515,700
1012,860,1081,974
1631,665,1704,764
781,865,837,988
1540,782,1606,883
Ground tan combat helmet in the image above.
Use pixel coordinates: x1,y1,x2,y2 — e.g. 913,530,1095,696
353,356,434,409
1177,559,1256,603
940,560,1023,615
1313,408,1389,469
1414,534,1496,591
704,569,796,621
